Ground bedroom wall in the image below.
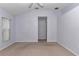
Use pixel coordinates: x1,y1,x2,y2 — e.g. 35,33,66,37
58,5,79,55
14,9,57,42
0,8,15,50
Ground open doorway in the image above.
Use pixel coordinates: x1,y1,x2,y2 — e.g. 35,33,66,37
38,16,47,42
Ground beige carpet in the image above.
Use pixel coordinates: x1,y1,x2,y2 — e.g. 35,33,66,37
0,42,75,56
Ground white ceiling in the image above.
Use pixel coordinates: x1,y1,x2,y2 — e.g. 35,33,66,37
0,3,74,16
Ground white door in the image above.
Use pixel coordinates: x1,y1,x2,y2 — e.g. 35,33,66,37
38,16,47,40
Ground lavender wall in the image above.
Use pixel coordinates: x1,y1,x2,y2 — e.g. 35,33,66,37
14,9,57,42
0,8,15,50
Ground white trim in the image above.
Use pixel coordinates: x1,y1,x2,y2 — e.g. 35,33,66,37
0,42,15,51
47,39,57,42
57,42,79,56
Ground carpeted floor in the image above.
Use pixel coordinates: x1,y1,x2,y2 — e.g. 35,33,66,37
0,42,75,56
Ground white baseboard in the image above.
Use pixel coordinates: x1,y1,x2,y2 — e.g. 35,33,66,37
15,40,38,42
16,40,56,42
47,40,56,42
57,42,79,56
0,42,15,51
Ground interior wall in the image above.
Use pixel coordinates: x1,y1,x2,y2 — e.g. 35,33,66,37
0,8,15,50
15,9,57,42
58,5,79,55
